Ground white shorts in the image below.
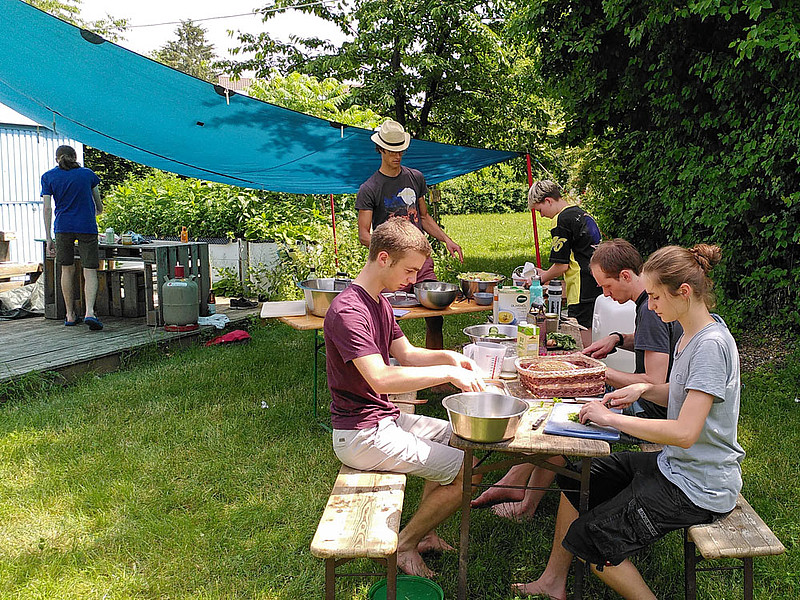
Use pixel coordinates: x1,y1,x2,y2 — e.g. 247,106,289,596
332,412,464,485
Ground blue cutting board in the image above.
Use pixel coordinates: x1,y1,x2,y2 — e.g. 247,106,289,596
544,402,621,441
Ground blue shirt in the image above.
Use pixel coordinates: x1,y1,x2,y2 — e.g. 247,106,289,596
41,166,101,234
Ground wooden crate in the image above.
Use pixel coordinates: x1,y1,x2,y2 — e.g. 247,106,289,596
107,269,146,318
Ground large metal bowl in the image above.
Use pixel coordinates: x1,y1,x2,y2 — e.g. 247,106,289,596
443,392,529,443
463,323,518,344
459,274,504,299
414,281,458,310
297,278,351,317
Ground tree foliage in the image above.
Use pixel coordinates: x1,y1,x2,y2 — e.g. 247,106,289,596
514,0,800,328
246,71,384,128
150,20,218,82
223,0,551,156
26,0,127,40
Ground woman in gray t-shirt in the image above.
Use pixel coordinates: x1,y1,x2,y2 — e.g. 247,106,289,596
513,243,743,600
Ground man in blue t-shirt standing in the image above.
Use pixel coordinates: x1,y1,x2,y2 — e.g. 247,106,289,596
41,145,104,330
356,120,463,351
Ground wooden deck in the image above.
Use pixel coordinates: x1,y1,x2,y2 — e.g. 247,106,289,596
0,303,261,385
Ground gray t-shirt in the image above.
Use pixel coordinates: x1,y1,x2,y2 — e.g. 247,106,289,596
657,317,744,513
355,166,428,231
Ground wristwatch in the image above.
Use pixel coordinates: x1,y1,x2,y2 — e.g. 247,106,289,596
611,331,625,348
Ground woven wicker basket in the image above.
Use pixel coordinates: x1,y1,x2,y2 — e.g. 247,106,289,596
515,353,606,398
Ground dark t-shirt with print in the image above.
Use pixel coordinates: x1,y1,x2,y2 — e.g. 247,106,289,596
632,290,684,419
355,166,428,231
548,205,602,306
323,283,404,430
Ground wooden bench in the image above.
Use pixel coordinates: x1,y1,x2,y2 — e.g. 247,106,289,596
311,465,406,600
684,494,785,600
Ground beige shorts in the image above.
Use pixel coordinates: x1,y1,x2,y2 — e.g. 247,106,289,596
332,412,464,485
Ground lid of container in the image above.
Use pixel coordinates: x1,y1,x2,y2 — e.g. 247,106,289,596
174,263,185,278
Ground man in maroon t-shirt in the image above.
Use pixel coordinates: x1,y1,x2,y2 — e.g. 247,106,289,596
356,120,464,351
324,218,484,579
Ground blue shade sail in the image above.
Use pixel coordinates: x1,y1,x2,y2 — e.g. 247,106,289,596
0,0,522,194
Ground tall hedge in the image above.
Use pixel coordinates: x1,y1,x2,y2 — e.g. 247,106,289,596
516,1,800,329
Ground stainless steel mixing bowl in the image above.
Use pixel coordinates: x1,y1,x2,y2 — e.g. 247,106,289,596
462,323,518,344
297,278,351,317
442,392,529,443
414,281,458,310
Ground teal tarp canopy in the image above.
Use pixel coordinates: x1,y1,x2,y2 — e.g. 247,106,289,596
0,0,521,194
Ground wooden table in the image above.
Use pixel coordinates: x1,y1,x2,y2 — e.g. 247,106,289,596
451,404,612,600
43,240,211,325
276,299,492,422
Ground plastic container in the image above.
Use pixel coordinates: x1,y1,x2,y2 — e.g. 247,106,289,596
121,232,133,245
473,291,493,305
368,575,444,600
180,226,188,243
104,227,114,244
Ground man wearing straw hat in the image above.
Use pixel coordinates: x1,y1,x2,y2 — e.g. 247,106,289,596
356,120,464,352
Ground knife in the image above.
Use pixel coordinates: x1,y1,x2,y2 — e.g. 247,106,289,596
531,413,548,430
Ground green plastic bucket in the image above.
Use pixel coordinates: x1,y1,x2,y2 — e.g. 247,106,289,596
367,575,444,600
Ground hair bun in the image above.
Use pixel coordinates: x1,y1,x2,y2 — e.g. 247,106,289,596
689,244,721,274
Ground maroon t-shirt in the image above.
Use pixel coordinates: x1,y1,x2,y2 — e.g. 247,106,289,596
324,284,404,429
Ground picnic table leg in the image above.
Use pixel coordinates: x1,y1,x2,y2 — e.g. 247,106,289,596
683,529,697,600
457,448,474,600
324,558,335,600
573,457,591,599
386,553,398,600
743,557,753,600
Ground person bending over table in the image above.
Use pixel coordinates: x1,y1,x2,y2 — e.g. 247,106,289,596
323,217,485,579
527,180,601,348
472,238,682,520
513,243,743,600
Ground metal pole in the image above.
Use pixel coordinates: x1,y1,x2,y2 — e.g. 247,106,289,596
526,154,542,268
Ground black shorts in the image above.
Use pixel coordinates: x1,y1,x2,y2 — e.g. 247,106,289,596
567,300,596,330
55,232,100,269
557,452,727,567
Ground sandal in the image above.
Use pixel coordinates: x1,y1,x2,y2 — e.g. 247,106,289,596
85,316,104,331
64,317,83,326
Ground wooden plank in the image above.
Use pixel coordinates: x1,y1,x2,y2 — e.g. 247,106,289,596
95,270,111,316
277,298,492,331
0,262,41,278
0,305,261,384
688,495,785,559
110,272,123,316
310,466,406,560
122,271,145,318
0,281,24,292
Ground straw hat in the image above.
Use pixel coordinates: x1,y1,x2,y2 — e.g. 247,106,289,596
371,120,411,152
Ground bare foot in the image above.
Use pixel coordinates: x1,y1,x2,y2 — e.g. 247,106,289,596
492,501,537,523
397,549,436,578
471,485,525,508
417,532,455,554
511,580,566,600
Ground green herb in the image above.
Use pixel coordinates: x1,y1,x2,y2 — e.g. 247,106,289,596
546,332,578,350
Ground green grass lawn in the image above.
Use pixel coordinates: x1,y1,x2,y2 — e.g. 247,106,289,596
1,213,798,599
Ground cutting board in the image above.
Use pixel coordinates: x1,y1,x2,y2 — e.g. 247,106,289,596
544,402,620,441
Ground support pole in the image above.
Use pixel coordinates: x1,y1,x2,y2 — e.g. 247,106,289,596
329,193,339,270
526,154,542,268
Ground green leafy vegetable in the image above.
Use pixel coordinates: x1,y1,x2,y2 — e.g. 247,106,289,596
547,332,578,350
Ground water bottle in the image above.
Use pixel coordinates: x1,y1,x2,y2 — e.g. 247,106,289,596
547,279,563,323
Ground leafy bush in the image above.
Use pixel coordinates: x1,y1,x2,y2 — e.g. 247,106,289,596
99,172,335,243
436,163,529,215
516,1,800,330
